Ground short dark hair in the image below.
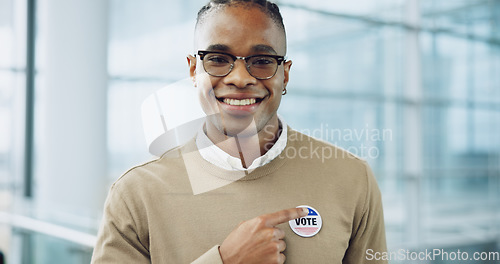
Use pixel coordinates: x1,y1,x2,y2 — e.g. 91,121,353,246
196,0,285,33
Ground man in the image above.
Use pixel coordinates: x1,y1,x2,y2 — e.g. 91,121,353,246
91,0,387,263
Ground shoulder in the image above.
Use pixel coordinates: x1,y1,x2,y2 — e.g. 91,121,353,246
286,127,376,191
287,128,366,165
110,144,191,196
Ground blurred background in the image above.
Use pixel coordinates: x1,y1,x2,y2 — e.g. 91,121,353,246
1,0,499,263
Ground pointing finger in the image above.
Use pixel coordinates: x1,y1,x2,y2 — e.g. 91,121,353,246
266,207,309,227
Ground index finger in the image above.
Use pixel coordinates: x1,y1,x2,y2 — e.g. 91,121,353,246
265,207,309,227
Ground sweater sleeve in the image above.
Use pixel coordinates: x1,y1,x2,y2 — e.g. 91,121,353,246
91,184,150,263
343,162,388,264
191,246,224,264
91,183,225,263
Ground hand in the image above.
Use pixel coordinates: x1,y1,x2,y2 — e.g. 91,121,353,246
219,207,309,264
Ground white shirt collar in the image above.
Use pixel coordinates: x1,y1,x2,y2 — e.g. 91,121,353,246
196,117,288,171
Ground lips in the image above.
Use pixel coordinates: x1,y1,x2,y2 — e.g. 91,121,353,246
215,94,266,114
216,95,264,106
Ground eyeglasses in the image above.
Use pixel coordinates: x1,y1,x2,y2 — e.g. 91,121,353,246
196,50,286,80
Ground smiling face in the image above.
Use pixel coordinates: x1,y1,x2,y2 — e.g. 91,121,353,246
188,4,292,139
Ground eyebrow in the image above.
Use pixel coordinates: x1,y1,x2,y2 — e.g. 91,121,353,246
205,44,278,55
251,44,277,55
206,44,231,52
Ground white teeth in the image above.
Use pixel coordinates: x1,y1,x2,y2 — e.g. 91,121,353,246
223,98,257,106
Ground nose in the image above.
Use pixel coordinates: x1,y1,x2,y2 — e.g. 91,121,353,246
223,59,257,88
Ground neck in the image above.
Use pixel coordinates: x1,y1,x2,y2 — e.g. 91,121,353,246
205,118,281,169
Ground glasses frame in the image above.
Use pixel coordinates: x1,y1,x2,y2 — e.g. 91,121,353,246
196,50,286,80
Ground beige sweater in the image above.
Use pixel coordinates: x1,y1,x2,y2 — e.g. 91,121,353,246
91,128,387,263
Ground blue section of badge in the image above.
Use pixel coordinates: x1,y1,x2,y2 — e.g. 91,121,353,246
308,208,318,216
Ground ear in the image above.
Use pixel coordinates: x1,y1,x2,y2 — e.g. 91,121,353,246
187,55,197,86
283,60,292,88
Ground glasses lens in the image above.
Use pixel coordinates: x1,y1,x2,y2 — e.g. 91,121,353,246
247,56,278,79
203,53,233,77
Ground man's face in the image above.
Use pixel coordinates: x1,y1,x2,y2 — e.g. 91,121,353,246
189,5,292,137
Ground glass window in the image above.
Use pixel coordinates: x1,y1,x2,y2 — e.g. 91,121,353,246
2,0,499,262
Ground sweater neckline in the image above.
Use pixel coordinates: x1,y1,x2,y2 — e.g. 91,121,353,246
195,117,288,171
180,127,296,182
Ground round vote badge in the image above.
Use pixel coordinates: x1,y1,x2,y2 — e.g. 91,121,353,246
289,205,322,237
